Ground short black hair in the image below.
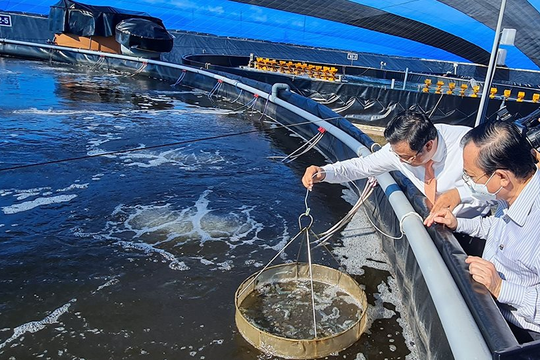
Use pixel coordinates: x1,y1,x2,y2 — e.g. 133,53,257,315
384,110,438,152
461,121,536,179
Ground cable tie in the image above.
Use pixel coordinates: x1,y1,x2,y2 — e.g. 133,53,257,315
318,127,326,133
254,93,259,98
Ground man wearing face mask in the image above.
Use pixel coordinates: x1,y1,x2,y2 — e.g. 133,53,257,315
425,121,540,341
302,110,489,218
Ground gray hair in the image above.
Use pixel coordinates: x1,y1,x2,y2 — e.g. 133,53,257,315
461,121,536,179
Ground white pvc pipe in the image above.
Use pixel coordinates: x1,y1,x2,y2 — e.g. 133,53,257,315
0,38,491,358
402,67,409,90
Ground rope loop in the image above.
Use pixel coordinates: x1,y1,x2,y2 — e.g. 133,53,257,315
399,211,424,234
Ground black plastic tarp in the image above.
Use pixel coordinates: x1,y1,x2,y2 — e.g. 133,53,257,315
181,55,540,128
0,13,53,43
48,0,165,37
115,18,173,53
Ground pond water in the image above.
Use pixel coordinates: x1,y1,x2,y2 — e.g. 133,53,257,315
0,57,416,359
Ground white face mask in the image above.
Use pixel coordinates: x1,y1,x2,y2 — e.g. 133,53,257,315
463,171,502,201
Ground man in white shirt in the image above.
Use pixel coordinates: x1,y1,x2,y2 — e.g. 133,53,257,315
425,121,540,341
302,110,487,218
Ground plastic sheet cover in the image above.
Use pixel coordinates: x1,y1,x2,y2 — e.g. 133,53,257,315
229,0,490,65
48,0,165,37
115,18,173,53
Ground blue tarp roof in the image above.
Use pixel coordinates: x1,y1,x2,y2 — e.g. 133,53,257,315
2,0,539,70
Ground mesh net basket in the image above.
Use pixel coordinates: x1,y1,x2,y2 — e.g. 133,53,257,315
235,263,368,359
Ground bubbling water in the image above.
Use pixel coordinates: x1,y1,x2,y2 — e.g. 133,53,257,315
239,279,363,339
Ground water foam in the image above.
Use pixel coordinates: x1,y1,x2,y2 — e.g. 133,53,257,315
12,187,52,201
86,132,124,157
2,182,88,215
333,189,418,359
57,183,89,192
101,190,265,270
117,240,190,271
2,194,77,214
0,299,75,350
120,148,228,170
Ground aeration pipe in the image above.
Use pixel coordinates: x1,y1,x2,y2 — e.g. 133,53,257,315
0,39,491,358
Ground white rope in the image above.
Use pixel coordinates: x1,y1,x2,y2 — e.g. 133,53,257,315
207,79,223,99
305,228,318,338
170,70,187,87
230,85,243,103
310,157,424,244
246,94,259,111
131,61,148,76
429,93,445,118
301,187,318,338
235,228,306,299
398,211,425,233
257,96,270,121
361,208,424,240
276,130,325,163
370,142,382,152
223,94,258,114
92,55,106,69
313,176,376,248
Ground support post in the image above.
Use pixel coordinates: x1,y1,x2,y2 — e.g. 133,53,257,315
474,0,508,126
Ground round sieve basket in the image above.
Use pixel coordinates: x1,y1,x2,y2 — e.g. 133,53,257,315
235,263,368,359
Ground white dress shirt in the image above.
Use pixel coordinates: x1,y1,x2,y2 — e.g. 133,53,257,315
456,170,540,333
321,124,488,218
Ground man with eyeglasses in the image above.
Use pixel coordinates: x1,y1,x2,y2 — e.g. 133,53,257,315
425,121,540,342
302,110,488,218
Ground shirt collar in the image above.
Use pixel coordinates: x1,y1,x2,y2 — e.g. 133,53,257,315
430,130,446,164
505,169,540,227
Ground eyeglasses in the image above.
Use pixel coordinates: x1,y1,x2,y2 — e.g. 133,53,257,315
462,171,490,185
462,172,475,186
390,148,421,164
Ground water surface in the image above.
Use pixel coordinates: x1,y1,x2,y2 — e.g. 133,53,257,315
0,58,415,359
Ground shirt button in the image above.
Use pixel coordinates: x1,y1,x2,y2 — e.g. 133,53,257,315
499,244,504,250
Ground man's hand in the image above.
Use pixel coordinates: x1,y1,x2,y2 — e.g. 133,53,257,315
465,256,503,298
423,208,458,230
302,166,325,190
431,188,461,213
